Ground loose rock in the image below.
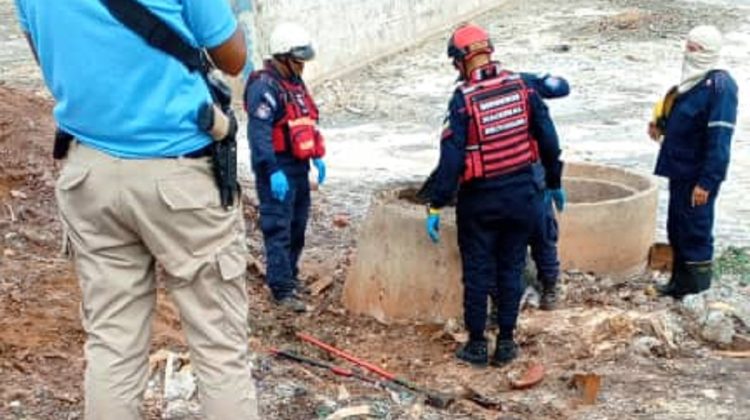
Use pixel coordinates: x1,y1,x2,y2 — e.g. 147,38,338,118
701,310,735,346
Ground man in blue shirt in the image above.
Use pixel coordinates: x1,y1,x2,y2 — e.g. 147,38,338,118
649,25,738,299
15,1,257,418
426,24,564,367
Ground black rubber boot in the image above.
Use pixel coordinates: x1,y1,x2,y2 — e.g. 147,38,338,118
656,280,677,296
455,339,488,366
539,281,559,311
490,339,519,367
657,259,682,297
681,262,713,296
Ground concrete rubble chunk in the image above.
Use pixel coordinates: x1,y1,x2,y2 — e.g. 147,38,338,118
275,381,307,399
326,405,372,420
631,336,664,357
164,353,196,402
164,368,196,402
701,310,735,346
682,294,708,322
163,399,197,420
521,286,541,309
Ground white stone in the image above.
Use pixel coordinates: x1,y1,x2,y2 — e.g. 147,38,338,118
632,336,663,357
701,389,720,400
701,310,735,345
164,368,197,402
682,294,708,322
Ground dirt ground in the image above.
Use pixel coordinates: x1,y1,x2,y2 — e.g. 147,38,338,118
2,0,750,419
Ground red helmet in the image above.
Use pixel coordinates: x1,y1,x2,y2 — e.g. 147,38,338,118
447,23,494,61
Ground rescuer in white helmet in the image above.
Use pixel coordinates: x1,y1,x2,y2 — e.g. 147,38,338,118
243,22,326,313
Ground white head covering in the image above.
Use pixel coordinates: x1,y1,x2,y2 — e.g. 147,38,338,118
679,25,723,93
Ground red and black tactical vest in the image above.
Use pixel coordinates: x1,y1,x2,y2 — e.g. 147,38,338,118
246,69,325,160
460,70,539,183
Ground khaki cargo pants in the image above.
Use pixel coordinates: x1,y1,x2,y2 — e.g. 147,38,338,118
56,142,258,419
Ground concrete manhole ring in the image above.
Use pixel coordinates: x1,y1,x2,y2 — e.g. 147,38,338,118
343,162,659,323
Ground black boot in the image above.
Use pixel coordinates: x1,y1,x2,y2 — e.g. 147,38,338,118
455,339,488,366
491,339,519,367
681,262,713,296
539,280,559,311
657,259,682,297
656,278,678,296
665,261,712,299
276,295,307,313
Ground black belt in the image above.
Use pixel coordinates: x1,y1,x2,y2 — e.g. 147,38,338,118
171,143,213,159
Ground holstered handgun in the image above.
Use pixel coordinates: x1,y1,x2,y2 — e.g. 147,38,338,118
198,73,239,209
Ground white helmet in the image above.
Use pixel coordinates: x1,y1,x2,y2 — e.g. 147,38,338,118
269,22,315,61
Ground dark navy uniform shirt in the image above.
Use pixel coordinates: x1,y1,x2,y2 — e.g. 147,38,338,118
245,64,311,179
655,70,738,192
429,69,566,209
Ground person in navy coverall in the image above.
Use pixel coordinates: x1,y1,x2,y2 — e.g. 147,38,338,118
519,73,568,310
245,23,327,313
426,23,564,366
649,25,738,299
422,72,569,314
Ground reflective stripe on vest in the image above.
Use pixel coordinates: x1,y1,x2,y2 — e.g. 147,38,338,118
461,72,538,183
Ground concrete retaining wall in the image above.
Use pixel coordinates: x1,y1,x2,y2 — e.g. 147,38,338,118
246,0,505,83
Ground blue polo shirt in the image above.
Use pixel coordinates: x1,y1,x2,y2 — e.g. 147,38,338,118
14,0,237,158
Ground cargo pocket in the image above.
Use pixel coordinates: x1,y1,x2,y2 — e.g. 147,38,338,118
217,246,247,281
56,164,90,192
157,176,222,211
55,165,90,259
156,175,230,257
216,245,249,343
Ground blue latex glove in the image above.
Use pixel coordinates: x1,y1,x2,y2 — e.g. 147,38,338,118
270,170,289,202
426,210,441,243
313,158,326,185
547,188,566,212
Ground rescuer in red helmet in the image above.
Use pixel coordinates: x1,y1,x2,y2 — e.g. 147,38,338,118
425,23,565,366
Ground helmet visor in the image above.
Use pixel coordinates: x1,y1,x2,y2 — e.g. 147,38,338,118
289,45,316,61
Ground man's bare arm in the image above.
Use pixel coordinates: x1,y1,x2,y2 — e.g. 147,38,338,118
207,28,246,76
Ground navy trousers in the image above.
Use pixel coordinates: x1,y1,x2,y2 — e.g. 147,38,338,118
256,173,311,300
667,180,719,263
457,181,543,339
529,199,560,286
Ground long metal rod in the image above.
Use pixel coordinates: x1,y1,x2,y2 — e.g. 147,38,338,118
296,333,398,380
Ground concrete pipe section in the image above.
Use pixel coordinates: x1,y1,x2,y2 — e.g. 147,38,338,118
342,162,659,324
